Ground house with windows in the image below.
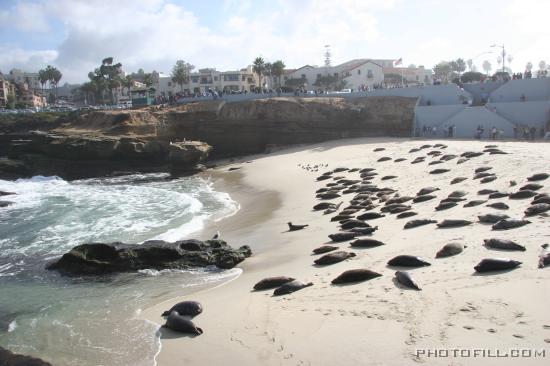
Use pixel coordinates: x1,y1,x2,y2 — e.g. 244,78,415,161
284,59,385,91
0,75,16,107
383,65,433,86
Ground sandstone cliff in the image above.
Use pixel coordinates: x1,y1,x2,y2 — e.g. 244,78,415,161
158,96,416,156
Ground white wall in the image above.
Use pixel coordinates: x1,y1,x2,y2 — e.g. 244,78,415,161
343,62,384,90
489,78,550,103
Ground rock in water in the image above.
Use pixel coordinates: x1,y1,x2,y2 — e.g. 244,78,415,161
437,219,473,228
492,219,531,231
484,239,526,251
273,280,313,296
0,347,53,366
254,276,296,290
163,311,203,335
436,242,465,258
47,239,252,275
162,301,203,317
395,271,421,290
331,269,382,284
474,258,521,272
387,255,431,267
314,251,356,265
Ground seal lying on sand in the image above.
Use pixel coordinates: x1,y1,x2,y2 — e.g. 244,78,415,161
312,246,339,255
492,219,531,230
314,251,356,265
162,301,203,317
474,258,521,272
288,222,308,231
478,213,510,224
436,242,465,258
329,232,359,242
525,203,550,216
404,219,436,229
331,269,382,284
509,190,538,199
538,244,550,268
527,173,549,181
350,238,385,248
387,255,431,267
254,276,295,290
273,280,313,296
484,238,526,251
486,202,509,210
397,211,417,219
395,271,421,290
437,219,473,228
163,311,203,335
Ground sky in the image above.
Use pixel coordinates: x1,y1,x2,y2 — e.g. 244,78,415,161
0,0,549,84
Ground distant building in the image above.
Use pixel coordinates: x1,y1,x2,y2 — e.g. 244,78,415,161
7,68,42,90
383,65,433,86
0,75,16,107
152,66,259,97
18,82,46,108
284,59,385,91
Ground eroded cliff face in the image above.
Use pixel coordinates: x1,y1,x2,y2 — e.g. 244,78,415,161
0,96,415,179
158,96,416,156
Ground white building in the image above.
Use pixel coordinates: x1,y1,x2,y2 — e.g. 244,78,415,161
284,59,385,91
152,66,259,97
8,68,42,90
383,65,433,86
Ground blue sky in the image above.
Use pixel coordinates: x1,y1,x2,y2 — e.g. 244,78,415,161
1,0,549,83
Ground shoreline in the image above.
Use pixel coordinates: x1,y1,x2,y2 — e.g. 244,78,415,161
142,137,550,366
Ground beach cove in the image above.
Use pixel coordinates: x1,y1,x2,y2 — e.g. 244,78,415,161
143,137,550,366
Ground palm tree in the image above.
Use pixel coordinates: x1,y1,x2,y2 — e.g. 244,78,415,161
122,75,133,99
38,69,48,100
271,60,286,88
482,60,492,76
252,57,266,91
51,68,62,102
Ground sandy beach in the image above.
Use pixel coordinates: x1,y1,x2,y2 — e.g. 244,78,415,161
142,137,550,366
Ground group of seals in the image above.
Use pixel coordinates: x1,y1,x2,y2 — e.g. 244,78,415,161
161,301,204,335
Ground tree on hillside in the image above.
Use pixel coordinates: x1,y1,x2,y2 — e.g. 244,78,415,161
252,57,266,91
433,61,452,82
284,77,307,88
314,74,347,90
482,60,492,76
270,60,286,88
171,60,194,93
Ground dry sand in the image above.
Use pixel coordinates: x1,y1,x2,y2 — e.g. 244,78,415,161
141,137,550,366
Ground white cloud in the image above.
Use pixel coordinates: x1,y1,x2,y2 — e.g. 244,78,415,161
0,47,58,73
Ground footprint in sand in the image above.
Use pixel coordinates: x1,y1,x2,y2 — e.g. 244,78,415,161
543,325,550,329
545,339,550,343
512,334,524,339
463,325,474,330
487,328,497,333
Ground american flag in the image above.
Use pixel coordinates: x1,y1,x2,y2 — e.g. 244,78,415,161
394,58,402,66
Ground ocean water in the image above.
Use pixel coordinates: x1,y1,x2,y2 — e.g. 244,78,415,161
0,173,241,365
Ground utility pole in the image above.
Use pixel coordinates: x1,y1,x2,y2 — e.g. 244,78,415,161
324,45,331,75
491,44,506,72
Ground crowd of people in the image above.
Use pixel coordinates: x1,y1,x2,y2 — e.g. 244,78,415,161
415,123,546,141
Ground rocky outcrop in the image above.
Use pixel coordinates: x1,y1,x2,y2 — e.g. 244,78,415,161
0,347,52,366
158,96,416,157
3,131,211,179
46,239,252,275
